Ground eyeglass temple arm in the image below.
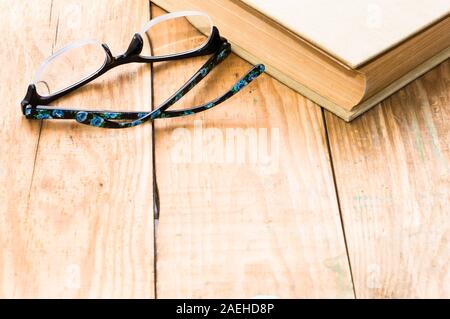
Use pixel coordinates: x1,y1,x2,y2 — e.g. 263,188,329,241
155,64,265,119
24,63,265,128
85,52,265,128
88,64,264,128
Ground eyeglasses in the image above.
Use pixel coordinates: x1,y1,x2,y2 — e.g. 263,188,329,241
21,11,265,129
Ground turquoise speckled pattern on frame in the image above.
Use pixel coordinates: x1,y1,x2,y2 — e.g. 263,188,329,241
23,44,265,129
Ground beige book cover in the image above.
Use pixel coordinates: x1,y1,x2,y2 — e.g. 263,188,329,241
242,0,450,67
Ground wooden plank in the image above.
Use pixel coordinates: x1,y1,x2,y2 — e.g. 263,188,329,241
326,60,450,298
151,5,354,298
0,0,56,298
1,0,154,298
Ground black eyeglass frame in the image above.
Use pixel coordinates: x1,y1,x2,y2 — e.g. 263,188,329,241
21,26,223,114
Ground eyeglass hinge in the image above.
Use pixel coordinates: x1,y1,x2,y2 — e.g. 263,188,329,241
21,84,38,114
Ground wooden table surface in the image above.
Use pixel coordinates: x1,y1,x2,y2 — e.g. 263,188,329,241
1,0,448,298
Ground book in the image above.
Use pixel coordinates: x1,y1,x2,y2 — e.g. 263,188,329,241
151,0,450,121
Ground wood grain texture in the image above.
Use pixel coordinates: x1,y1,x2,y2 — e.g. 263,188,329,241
0,0,154,298
326,60,450,298
0,0,55,298
151,5,353,298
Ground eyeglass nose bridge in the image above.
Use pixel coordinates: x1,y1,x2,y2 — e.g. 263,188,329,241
110,33,144,64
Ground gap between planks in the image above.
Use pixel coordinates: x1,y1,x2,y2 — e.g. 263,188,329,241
321,108,357,298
